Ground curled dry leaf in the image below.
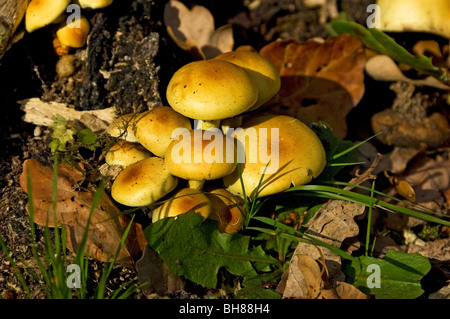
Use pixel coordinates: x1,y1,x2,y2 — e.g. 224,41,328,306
277,254,324,299
19,158,147,268
164,0,234,60
259,34,366,138
365,55,449,90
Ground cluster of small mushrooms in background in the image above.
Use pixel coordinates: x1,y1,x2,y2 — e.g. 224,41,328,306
24,0,112,58
105,47,327,234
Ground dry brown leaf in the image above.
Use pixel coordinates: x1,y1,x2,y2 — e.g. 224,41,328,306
259,34,366,138
164,0,234,60
365,55,449,90
19,159,147,268
371,109,450,149
277,254,324,299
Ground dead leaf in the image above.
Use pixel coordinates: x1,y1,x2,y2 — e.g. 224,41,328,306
259,34,366,138
135,245,185,296
365,55,449,90
371,109,450,149
331,281,369,299
164,0,234,60
277,254,324,299
19,159,147,268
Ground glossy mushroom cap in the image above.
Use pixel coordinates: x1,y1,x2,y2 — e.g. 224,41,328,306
214,50,281,111
223,114,326,198
377,0,450,39
111,157,178,207
105,140,152,168
152,188,212,223
56,15,90,48
164,129,237,182
25,0,71,33
134,106,192,158
207,188,246,234
77,0,114,9
166,59,258,120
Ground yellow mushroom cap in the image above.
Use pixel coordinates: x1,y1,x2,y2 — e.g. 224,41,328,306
25,0,71,33
223,114,326,198
207,188,246,234
56,15,90,48
165,129,237,181
106,113,142,143
152,188,212,223
377,0,450,39
105,140,152,168
77,0,113,9
134,106,192,158
214,50,281,111
166,59,258,120
111,157,178,207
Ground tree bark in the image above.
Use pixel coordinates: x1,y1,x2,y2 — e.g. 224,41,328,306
0,0,29,59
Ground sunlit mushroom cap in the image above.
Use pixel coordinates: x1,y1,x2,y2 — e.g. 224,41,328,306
223,115,326,198
25,0,71,33
207,188,246,234
377,0,450,39
164,129,237,181
56,15,90,48
77,0,113,9
166,59,258,120
105,140,152,168
152,188,212,223
134,106,192,158
214,49,281,111
111,157,178,207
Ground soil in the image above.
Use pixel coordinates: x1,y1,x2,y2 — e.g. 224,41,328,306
0,0,449,299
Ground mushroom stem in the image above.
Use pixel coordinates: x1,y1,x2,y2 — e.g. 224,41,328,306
188,179,205,191
194,119,221,130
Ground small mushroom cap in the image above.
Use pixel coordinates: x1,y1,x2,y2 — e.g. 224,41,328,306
25,0,71,33
223,115,326,198
134,106,192,158
214,50,281,110
152,188,212,223
106,113,142,142
166,59,258,120
377,0,450,39
111,157,178,207
207,188,246,234
77,0,113,9
165,129,237,181
56,15,90,48
105,140,152,168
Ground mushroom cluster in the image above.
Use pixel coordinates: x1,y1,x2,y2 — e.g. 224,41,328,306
104,47,326,233
25,0,113,55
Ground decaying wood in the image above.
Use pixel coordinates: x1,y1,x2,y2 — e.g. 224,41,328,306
19,97,118,132
0,0,29,59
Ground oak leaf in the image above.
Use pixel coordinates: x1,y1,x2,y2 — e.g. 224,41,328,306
19,159,147,268
164,0,234,60
259,34,366,138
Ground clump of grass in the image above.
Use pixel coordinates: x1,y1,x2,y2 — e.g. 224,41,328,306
0,156,144,299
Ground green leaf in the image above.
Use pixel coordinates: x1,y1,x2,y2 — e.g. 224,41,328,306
328,20,446,81
76,128,99,150
344,250,431,299
144,212,280,289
